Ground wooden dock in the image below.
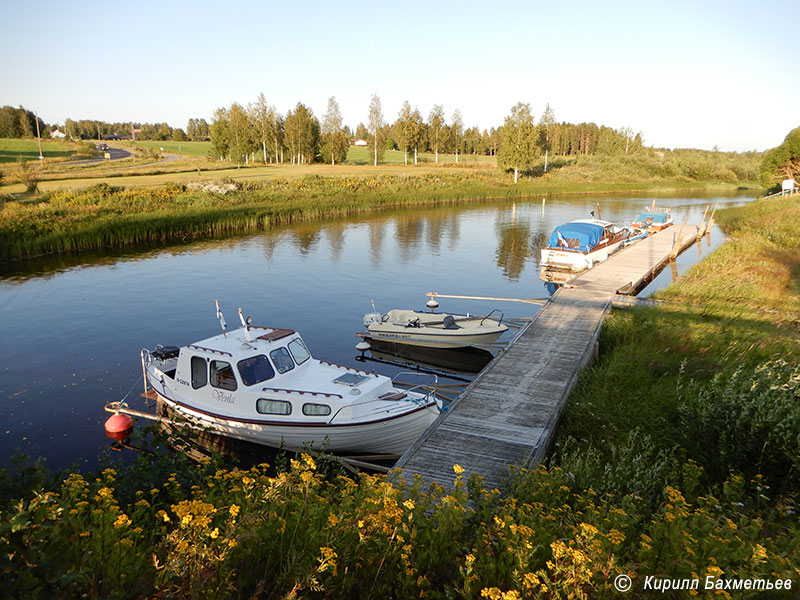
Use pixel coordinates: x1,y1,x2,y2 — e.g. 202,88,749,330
394,224,704,491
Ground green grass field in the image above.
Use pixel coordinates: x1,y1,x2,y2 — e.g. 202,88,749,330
120,140,213,157
0,138,78,163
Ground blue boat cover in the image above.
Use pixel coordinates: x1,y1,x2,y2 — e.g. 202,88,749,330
547,222,604,252
636,211,669,224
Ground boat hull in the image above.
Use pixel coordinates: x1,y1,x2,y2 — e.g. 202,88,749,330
146,384,438,456
540,238,628,272
366,310,508,348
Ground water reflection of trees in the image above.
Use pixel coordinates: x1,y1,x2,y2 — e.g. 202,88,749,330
495,221,533,281
394,216,424,261
324,224,346,262
368,221,384,268
288,225,321,256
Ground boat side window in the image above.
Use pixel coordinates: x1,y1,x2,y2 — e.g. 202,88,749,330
210,360,237,391
288,338,310,365
269,347,295,374
256,398,292,415
237,355,275,386
191,356,207,389
302,403,331,416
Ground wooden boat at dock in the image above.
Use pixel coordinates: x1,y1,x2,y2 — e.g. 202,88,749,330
121,302,440,455
539,219,632,273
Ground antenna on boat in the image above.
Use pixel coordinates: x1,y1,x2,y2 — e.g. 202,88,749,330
238,307,254,342
215,299,227,337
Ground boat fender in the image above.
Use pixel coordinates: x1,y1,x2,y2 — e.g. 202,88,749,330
105,413,134,441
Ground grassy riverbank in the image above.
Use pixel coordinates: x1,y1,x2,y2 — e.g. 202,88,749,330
1,195,797,598
0,158,758,260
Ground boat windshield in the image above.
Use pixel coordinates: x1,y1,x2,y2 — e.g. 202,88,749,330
270,347,295,374
237,355,275,386
288,338,310,365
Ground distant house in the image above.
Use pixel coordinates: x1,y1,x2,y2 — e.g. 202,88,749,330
50,129,66,139
353,139,368,147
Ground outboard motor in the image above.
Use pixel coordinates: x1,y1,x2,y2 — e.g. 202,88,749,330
363,299,383,326
442,315,460,330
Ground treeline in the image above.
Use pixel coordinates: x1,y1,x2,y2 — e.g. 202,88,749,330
0,105,211,142
208,94,645,172
0,106,47,138
60,118,210,142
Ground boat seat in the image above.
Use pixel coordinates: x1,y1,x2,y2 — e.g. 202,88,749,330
152,346,180,360
443,315,460,330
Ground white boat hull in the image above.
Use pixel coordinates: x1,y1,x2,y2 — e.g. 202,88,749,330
540,238,627,272
366,310,507,348
146,375,438,455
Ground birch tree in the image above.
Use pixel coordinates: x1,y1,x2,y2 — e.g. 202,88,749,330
428,104,445,163
367,94,384,166
394,101,414,165
498,102,538,183
210,107,230,161
250,93,279,164
284,103,319,165
410,108,424,165
539,103,556,172
320,96,349,165
451,109,464,163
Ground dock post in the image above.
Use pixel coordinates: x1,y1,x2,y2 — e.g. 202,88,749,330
706,204,717,235
670,215,688,259
698,205,709,238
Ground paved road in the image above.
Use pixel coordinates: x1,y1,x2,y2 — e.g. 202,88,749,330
63,145,132,165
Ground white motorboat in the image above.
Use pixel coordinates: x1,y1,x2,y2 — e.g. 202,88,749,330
137,303,439,455
539,219,631,272
363,307,508,348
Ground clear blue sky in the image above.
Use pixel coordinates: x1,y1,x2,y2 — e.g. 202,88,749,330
1,0,797,151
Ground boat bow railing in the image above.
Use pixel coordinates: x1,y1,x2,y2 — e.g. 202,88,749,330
392,371,444,411
479,309,505,327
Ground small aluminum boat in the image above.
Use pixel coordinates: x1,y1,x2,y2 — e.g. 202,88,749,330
139,302,439,455
363,307,508,348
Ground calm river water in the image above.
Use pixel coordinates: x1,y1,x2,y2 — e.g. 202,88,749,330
0,192,754,471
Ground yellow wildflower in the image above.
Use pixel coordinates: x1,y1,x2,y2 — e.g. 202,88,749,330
453,464,465,475
302,453,316,470
403,499,415,511
113,514,131,529
752,544,767,561
481,588,502,600
210,528,219,539
607,528,626,545
229,504,240,518
328,513,339,527
523,572,540,589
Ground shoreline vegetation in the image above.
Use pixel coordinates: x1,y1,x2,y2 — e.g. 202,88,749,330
1,194,798,597
0,144,761,261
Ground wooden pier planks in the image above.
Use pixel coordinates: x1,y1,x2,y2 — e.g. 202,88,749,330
394,225,701,491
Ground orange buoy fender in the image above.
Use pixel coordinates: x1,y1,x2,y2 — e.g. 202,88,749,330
105,413,134,440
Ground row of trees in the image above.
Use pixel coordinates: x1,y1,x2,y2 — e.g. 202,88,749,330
207,94,645,177
0,106,46,139
0,106,212,142
498,102,644,182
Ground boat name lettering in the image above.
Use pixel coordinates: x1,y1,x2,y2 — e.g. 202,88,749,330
212,389,235,404
176,377,190,387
